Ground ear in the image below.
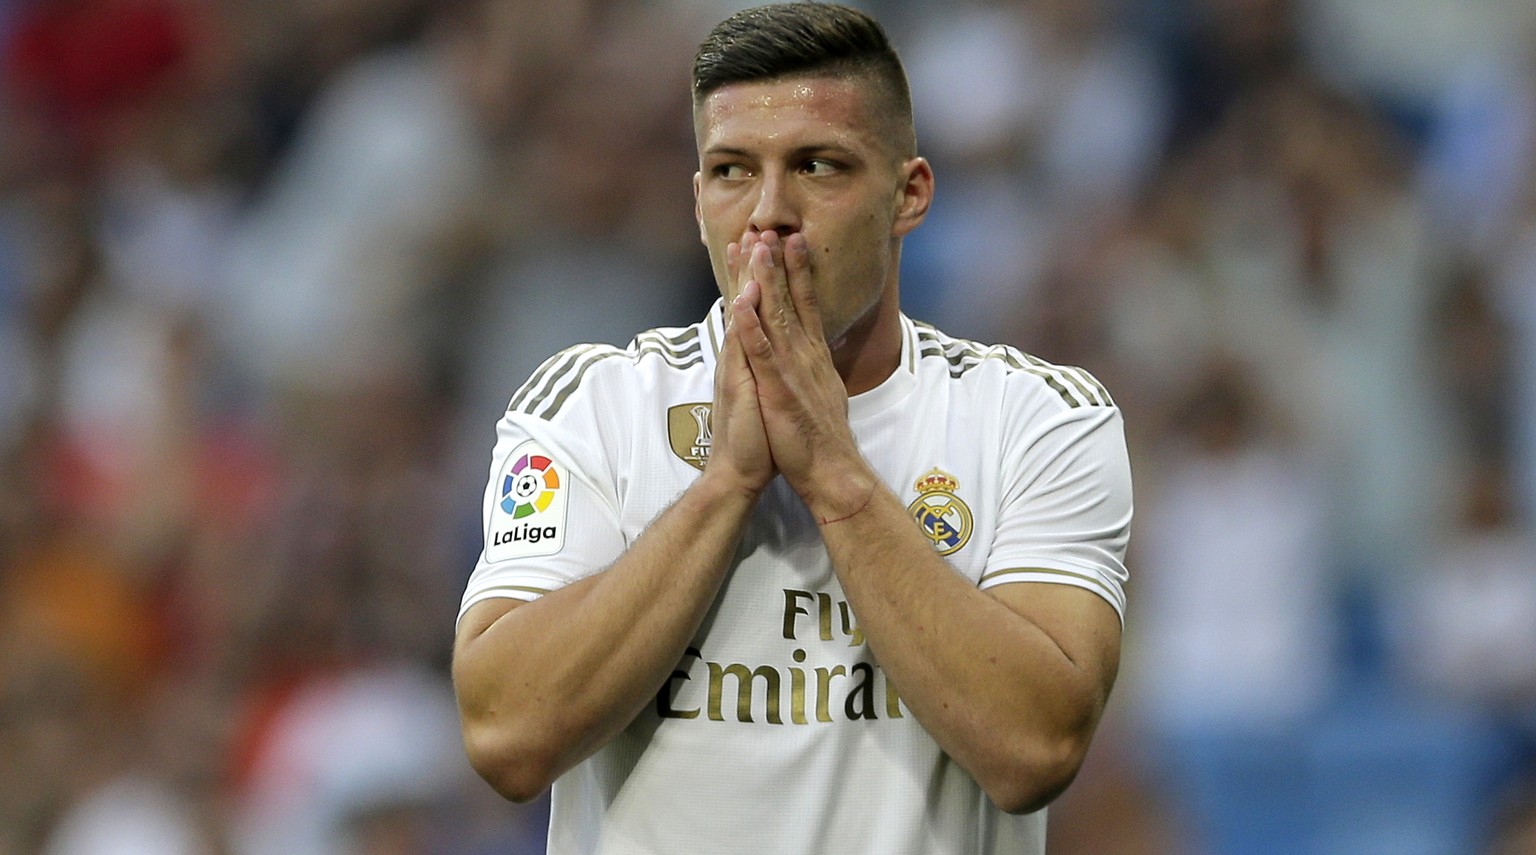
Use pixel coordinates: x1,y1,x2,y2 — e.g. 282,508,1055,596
891,157,934,238
694,171,708,246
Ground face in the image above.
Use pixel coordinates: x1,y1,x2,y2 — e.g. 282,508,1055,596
693,74,932,344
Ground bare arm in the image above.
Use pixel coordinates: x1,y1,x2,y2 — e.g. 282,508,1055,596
732,232,1122,813
817,482,1120,814
454,240,776,801
453,471,756,802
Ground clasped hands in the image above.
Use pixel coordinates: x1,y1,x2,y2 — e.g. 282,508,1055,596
707,230,877,525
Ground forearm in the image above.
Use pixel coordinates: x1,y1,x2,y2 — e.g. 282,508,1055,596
724,228,1119,809
453,473,757,800
817,473,1116,813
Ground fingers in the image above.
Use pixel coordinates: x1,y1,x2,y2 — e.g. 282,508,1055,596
721,291,750,372
727,232,760,303
718,265,757,398
748,231,803,343
732,280,774,364
783,232,822,343
726,241,740,297
749,236,783,319
740,231,821,348
712,280,776,492
718,292,762,432
738,277,762,309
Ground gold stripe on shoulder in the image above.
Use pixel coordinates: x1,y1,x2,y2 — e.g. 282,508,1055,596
509,343,603,413
533,349,625,420
911,327,1115,408
633,342,704,370
537,343,704,421
514,345,619,417
1065,364,1114,405
1018,352,1099,407
518,334,706,422
636,326,701,355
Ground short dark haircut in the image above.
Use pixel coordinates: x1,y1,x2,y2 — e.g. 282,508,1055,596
692,2,915,154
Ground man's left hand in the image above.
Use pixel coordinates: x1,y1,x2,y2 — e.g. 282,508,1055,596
729,231,877,523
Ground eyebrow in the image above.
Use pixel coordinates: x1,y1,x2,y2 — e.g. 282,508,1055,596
701,143,861,160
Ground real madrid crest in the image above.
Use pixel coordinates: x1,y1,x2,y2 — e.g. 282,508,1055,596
667,402,713,471
908,467,973,555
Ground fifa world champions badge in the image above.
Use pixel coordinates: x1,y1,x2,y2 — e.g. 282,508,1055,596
908,468,973,555
667,402,713,471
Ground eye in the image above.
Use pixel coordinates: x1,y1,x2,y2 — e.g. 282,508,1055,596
711,163,750,180
801,158,841,176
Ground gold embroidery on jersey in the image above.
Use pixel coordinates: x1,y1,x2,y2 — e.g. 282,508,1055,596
908,468,973,555
661,655,896,725
667,402,713,470
651,590,908,725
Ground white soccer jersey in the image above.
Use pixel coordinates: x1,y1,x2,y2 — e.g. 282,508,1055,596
460,302,1132,855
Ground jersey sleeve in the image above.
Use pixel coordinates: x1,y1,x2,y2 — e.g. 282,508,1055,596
979,398,1133,624
456,404,627,626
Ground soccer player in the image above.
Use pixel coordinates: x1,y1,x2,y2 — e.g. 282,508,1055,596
452,4,1132,853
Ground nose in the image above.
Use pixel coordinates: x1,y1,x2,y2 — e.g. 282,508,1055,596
747,171,800,237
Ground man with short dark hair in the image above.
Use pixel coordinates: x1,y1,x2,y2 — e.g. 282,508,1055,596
453,4,1131,853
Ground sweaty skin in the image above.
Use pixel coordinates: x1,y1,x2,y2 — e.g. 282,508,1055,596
454,73,1121,815
718,219,1121,812
693,75,924,395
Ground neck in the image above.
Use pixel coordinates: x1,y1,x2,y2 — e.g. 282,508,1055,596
831,282,903,397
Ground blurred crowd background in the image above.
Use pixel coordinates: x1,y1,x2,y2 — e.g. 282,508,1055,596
2,0,1536,852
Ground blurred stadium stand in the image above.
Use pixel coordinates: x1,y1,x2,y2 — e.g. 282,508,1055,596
2,0,1535,853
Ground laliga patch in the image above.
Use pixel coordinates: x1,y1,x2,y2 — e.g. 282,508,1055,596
487,441,569,561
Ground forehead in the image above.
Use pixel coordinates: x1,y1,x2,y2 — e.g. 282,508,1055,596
694,74,889,154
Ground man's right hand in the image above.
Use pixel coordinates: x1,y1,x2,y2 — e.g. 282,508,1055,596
704,231,775,497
